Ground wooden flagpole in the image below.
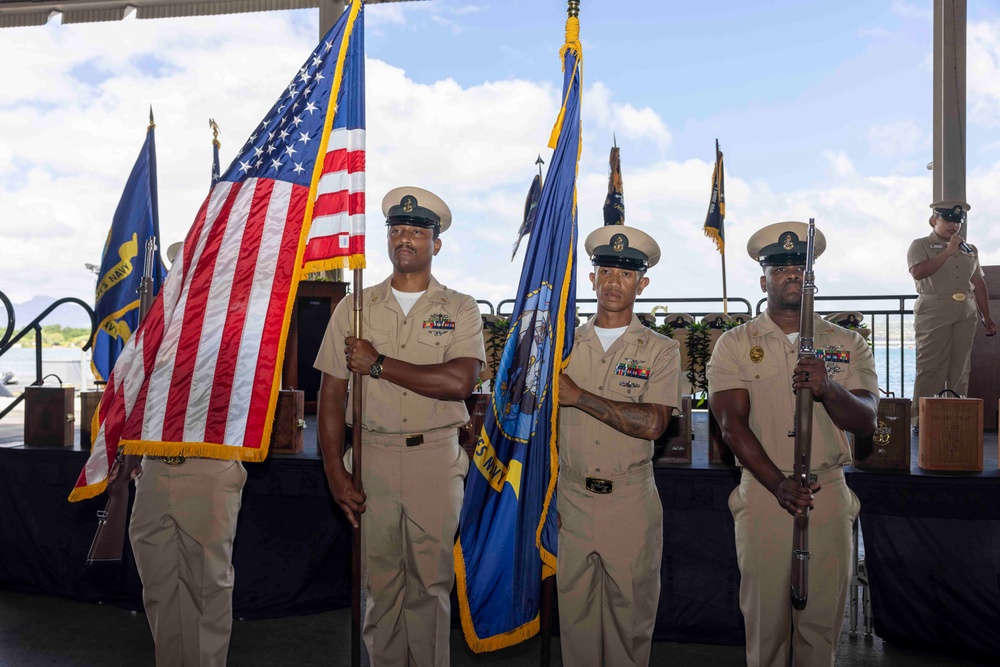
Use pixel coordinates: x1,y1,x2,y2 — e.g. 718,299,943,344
722,250,729,314
717,140,728,314
351,267,364,667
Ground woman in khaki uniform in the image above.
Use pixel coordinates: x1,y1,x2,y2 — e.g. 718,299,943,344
557,225,681,667
314,187,485,667
907,200,996,432
707,221,878,667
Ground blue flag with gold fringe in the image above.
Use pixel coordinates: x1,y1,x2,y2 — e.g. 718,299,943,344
703,138,725,253
455,15,582,652
91,120,165,382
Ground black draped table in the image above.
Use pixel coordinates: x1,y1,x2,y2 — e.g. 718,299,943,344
850,438,1000,664
1,421,997,660
0,444,351,619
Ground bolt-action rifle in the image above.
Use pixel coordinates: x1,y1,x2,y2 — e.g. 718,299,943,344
790,218,817,610
86,238,158,564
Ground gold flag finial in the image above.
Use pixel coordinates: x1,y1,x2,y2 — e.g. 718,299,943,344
568,0,580,18
148,105,155,130
209,118,221,148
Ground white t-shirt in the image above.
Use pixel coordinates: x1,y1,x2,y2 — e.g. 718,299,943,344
391,287,425,317
594,325,628,352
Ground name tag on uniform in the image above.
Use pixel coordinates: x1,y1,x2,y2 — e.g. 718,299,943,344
930,244,945,249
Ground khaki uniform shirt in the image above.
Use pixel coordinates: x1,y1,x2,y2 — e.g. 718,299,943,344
706,311,878,472
314,275,486,434
907,231,984,296
558,316,681,476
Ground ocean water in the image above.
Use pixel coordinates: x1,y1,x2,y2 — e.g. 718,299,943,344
0,346,95,390
872,347,917,398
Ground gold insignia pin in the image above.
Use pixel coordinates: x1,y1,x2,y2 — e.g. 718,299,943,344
613,235,625,252
873,421,891,446
749,346,764,363
783,234,794,250
402,197,414,213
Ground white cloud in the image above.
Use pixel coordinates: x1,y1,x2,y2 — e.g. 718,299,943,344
2,6,1000,330
969,19,1000,128
586,82,672,151
890,0,932,22
866,120,927,157
822,150,856,178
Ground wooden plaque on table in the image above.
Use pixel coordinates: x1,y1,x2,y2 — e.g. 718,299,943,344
655,395,692,464
269,389,305,454
79,389,104,447
24,386,74,446
918,397,983,471
853,398,911,471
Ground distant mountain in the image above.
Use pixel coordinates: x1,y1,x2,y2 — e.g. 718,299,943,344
6,295,95,330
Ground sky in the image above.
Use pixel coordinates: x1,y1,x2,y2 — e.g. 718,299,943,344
2,0,1000,325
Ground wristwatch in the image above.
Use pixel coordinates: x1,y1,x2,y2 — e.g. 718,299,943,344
369,354,387,379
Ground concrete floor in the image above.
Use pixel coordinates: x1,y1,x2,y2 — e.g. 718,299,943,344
0,589,990,667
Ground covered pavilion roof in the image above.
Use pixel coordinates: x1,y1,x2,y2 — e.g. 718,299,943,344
0,0,419,28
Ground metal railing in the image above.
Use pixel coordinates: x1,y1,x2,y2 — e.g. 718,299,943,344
497,296,754,320
0,290,97,421
489,293,917,398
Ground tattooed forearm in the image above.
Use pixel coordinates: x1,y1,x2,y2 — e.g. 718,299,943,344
575,392,669,440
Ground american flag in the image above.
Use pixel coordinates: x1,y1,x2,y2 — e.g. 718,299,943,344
70,0,365,501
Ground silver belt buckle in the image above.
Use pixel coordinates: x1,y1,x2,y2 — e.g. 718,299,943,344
952,292,967,302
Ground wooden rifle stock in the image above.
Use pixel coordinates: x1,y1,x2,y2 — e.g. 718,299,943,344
86,238,158,565
86,454,141,563
790,219,817,610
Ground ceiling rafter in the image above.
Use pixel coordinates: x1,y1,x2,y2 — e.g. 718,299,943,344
0,0,420,28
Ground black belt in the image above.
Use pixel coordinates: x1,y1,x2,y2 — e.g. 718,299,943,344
561,465,654,494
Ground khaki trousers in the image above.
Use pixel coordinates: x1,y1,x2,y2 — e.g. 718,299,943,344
356,430,468,667
556,466,662,667
129,457,247,667
911,296,978,423
730,468,858,667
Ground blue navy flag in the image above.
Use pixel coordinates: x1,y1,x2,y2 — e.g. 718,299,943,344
455,17,582,652
91,121,165,383
511,172,541,260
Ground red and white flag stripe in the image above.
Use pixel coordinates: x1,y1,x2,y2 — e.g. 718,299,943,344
301,127,366,271
71,178,308,498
